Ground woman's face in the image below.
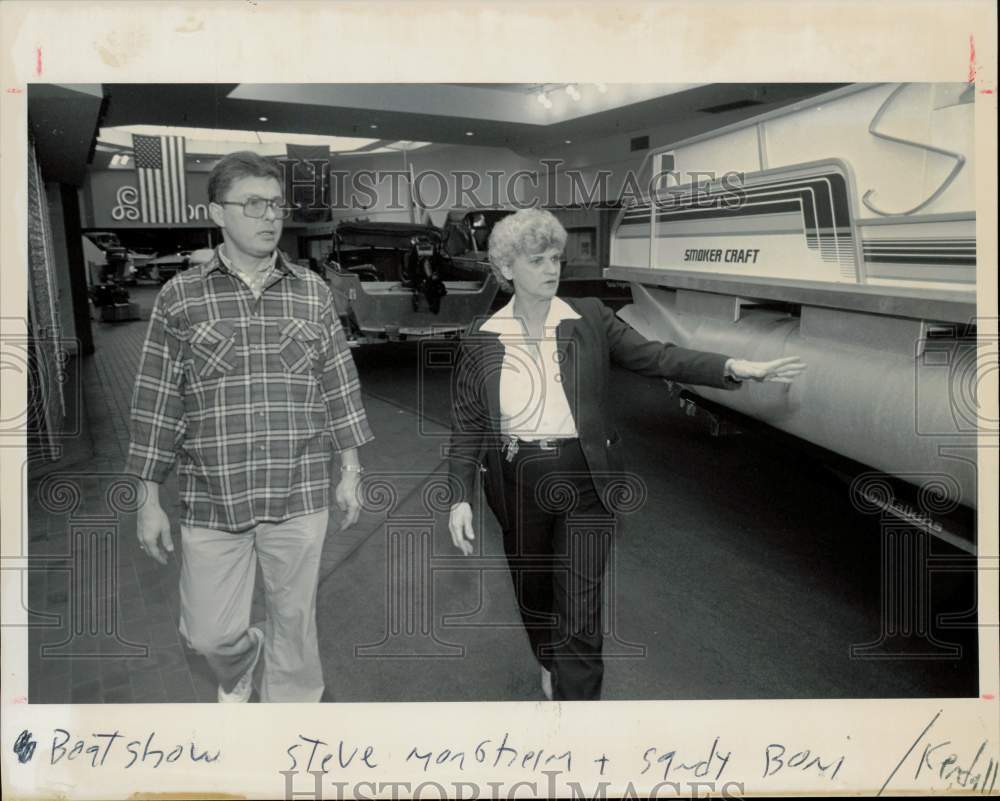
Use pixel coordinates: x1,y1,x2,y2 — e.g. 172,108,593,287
501,246,562,301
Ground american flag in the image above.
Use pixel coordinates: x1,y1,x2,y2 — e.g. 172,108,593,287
132,134,188,224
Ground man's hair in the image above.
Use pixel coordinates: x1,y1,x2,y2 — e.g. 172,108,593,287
208,151,283,204
487,208,567,291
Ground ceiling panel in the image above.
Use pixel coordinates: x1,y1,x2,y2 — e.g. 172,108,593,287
95,82,844,153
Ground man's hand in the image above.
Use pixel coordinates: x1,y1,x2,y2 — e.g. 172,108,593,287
449,502,475,556
335,471,362,530
137,495,173,565
727,356,807,384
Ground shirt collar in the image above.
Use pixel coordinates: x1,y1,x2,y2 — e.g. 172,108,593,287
480,295,581,336
208,245,301,278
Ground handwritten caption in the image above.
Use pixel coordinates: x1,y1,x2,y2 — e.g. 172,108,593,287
11,711,997,796
12,729,220,770
285,732,843,783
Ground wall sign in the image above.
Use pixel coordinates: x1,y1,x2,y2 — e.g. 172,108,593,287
111,184,210,223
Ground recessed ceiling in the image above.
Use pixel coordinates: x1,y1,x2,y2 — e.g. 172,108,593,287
35,82,848,181
96,83,845,153
236,83,705,125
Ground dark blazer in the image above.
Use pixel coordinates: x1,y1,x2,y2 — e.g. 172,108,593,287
447,296,739,530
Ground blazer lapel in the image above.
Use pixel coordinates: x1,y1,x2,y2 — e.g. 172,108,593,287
483,334,503,431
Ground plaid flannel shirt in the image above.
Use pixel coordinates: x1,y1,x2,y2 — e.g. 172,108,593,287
126,249,373,532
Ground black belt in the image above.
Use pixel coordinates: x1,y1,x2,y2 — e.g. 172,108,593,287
502,435,578,461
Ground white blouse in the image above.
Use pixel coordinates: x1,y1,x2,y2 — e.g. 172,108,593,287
480,296,581,440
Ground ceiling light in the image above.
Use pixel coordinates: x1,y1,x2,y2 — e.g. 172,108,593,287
258,116,268,122
386,141,432,151
566,84,581,101
465,131,475,136
370,124,378,129
363,142,433,154
564,140,572,144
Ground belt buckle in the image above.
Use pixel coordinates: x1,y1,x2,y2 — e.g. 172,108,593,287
504,436,519,462
538,438,557,451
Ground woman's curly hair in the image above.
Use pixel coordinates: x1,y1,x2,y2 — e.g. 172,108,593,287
487,209,567,292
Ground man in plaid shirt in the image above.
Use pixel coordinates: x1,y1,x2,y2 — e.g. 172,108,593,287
127,151,373,703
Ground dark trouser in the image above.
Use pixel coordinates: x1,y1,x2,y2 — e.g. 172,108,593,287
499,438,615,701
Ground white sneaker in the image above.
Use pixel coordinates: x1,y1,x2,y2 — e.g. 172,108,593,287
218,627,263,703
541,667,553,701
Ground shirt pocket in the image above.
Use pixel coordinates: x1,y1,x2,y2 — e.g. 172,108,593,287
277,318,325,374
188,319,238,379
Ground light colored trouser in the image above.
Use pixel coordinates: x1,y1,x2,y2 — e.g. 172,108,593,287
178,509,329,702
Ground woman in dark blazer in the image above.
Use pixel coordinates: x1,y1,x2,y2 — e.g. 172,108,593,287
447,209,804,701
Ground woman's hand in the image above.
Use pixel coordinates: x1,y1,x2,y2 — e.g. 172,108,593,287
727,356,807,384
449,502,475,556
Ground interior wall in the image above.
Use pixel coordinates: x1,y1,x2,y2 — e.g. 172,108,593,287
44,183,79,354
59,184,95,356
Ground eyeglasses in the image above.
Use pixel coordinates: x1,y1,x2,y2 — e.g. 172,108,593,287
218,197,296,219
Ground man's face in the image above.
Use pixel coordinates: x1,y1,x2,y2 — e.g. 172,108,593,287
209,175,284,260
501,247,562,302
